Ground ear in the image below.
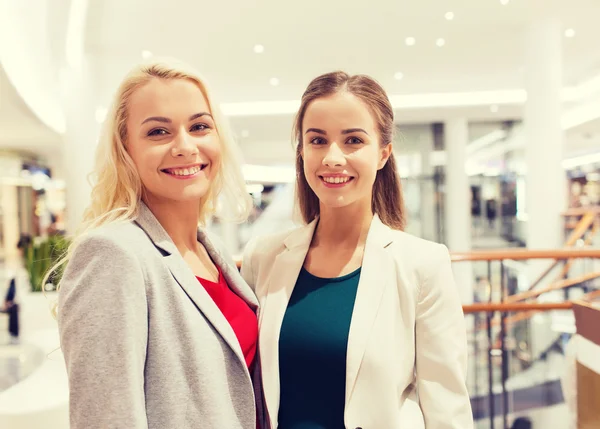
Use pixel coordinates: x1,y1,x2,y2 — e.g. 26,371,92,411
377,143,393,170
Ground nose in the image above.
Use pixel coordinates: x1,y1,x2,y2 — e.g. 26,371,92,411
171,130,198,158
322,142,345,167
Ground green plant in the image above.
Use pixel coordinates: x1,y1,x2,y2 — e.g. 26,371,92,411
24,234,70,292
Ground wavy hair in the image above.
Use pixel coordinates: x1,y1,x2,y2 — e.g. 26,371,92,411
46,58,251,306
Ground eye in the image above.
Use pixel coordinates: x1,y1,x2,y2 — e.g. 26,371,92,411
346,136,363,144
190,123,210,132
310,137,327,145
148,128,168,137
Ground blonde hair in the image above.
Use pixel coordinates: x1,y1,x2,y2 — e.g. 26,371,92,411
46,58,251,305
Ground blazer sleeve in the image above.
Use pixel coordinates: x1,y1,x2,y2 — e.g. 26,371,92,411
58,233,149,429
415,244,474,429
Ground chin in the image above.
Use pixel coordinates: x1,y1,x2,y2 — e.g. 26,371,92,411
178,188,211,202
317,194,353,209
155,184,210,204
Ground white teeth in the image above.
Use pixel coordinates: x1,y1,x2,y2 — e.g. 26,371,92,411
323,176,350,184
167,166,202,176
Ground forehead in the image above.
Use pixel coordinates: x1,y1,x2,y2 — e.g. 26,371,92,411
302,92,376,130
127,78,210,120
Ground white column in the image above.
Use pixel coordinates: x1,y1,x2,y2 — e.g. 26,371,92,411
523,0,567,358
60,59,100,235
524,1,566,252
419,129,437,241
444,118,473,304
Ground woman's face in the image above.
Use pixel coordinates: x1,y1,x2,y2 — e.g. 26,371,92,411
301,91,391,211
125,78,221,206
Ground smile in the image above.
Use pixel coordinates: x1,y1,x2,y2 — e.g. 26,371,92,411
320,175,354,187
161,164,207,177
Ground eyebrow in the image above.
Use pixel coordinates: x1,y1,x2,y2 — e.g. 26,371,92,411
305,128,326,135
341,128,369,136
304,127,369,136
141,112,212,125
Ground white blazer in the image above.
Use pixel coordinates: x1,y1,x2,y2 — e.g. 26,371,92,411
242,215,473,429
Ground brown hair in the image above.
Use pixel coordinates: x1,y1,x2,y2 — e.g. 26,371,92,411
292,71,406,230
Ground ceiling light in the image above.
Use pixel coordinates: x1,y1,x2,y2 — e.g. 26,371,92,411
445,12,454,21
142,50,153,59
394,72,404,80
253,44,265,54
490,104,499,113
269,77,280,86
500,0,510,5
405,37,416,46
436,38,446,47
564,28,575,38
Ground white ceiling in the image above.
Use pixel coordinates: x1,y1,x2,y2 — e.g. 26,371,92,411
86,0,600,102
1,0,600,169
0,67,61,156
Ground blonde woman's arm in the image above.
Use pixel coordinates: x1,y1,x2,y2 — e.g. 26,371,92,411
58,233,149,429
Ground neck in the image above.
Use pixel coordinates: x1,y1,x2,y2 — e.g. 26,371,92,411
314,200,373,248
143,196,200,251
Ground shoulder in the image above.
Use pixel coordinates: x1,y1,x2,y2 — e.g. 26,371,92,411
244,225,302,262
69,221,150,268
59,222,150,308
386,229,450,277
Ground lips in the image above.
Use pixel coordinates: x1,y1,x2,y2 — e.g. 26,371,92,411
161,164,207,177
321,176,353,184
319,175,355,188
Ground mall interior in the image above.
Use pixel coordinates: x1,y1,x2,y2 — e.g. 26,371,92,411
1,0,600,428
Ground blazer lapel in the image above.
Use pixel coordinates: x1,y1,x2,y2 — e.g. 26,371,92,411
134,203,247,369
345,214,394,404
259,219,317,427
198,229,259,311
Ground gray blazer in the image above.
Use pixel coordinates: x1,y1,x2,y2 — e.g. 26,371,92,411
58,203,261,429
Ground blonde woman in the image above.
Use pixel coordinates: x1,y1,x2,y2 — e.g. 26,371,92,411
56,59,261,429
242,72,473,428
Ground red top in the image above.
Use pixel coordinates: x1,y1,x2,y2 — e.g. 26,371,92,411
196,266,258,369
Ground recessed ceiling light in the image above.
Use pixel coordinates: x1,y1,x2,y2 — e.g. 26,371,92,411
253,44,265,54
500,0,510,5
394,72,404,80
445,12,454,21
142,50,153,59
564,28,575,38
241,130,250,138
405,37,416,46
490,105,499,113
269,77,280,86
436,38,446,47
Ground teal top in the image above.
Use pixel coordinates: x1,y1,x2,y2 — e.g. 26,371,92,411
277,266,361,429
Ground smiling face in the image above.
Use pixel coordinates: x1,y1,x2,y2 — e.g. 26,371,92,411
301,91,392,212
125,78,221,206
